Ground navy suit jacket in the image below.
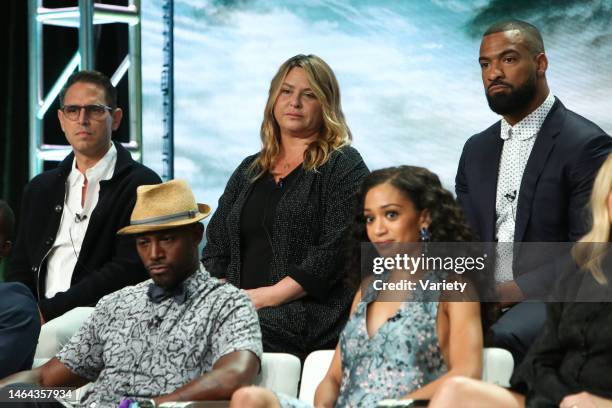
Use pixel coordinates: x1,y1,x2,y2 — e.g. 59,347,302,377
456,98,612,295
0,282,40,377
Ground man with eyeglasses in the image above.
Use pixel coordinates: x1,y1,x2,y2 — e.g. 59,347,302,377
7,70,161,323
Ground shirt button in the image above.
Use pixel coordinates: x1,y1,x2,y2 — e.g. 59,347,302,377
45,237,54,245
31,266,38,272
54,205,63,213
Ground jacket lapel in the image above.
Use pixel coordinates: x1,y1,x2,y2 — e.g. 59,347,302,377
514,98,564,242
479,123,503,241
226,172,256,285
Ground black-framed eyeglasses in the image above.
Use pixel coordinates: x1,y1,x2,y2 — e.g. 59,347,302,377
61,104,113,121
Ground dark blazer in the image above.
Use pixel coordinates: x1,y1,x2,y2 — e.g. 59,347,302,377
0,282,40,377
203,146,369,356
456,98,612,295
7,142,161,321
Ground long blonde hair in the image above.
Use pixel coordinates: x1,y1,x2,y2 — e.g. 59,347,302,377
251,54,352,179
572,153,612,284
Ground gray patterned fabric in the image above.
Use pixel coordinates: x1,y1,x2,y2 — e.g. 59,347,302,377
57,263,262,408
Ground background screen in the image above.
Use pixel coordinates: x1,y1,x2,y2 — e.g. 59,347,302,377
140,0,612,215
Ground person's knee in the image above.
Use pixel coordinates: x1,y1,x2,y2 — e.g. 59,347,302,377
488,324,517,348
230,386,277,408
430,376,477,408
488,303,546,353
487,323,529,366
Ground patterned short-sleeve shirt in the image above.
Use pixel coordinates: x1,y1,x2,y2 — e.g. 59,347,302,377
57,263,262,408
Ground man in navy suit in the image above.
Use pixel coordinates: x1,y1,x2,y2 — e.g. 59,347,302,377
456,20,612,364
0,201,41,377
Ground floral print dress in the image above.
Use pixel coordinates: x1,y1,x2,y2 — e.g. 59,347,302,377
277,275,447,408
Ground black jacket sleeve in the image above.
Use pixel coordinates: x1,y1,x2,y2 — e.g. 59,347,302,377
6,183,38,294
510,301,570,407
202,156,254,278
37,167,162,321
287,150,369,299
515,134,612,297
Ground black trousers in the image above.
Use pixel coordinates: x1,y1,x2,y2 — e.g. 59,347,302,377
487,301,547,366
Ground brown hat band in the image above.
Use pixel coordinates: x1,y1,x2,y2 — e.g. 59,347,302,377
130,209,200,226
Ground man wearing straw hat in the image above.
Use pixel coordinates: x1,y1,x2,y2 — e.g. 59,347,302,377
0,180,262,407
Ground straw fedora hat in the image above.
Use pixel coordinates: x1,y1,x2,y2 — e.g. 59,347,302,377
118,179,211,235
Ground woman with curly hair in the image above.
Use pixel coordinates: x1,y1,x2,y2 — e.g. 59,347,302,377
202,54,369,357
230,165,485,408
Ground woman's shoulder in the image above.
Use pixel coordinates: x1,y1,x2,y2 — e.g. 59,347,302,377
320,145,368,176
228,153,260,178
237,152,260,169
330,145,365,164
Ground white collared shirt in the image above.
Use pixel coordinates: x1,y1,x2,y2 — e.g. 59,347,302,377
45,143,117,298
494,93,555,282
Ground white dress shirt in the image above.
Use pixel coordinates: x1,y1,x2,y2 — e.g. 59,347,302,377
494,93,555,282
45,144,117,298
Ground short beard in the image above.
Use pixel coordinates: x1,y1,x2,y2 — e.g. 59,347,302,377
486,73,537,116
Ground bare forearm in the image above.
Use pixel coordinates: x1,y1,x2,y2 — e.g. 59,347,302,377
271,276,306,305
246,276,306,309
155,352,259,404
155,368,248,403
313,377,340,408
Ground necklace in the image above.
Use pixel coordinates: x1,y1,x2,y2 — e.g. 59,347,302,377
276,158,299,172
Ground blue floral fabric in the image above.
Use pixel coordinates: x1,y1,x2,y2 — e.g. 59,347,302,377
278,275,447,407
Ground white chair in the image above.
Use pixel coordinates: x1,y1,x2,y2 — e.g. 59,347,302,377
33,306,95,367
297,347,515,404
481,347,514,387
298,349,334,403
255,353,302,397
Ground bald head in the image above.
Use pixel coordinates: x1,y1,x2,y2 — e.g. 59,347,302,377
484,19,545,56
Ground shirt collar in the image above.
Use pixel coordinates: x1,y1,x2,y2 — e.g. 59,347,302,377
68,143,117,187
500,93,555,141
147,263,210,305
184,263,210,295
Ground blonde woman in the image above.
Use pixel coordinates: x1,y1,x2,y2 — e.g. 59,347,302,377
203,55,369,357
429,153,612,408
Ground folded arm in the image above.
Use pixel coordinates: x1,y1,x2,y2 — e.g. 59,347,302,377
202,158,254,279
0,357,89,389
154,350,260,404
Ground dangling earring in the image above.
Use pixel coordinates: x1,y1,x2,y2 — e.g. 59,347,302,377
419,226,431,242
